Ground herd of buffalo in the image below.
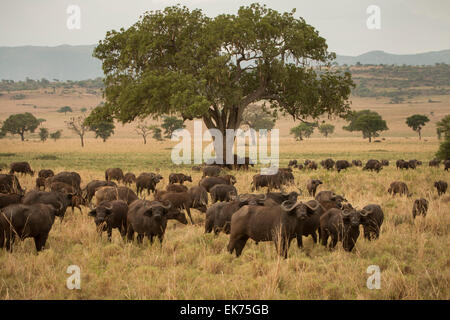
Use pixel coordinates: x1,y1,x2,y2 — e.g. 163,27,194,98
0,157,448,258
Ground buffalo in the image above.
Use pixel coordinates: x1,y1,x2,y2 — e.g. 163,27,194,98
307,179,322,197
321,158,335,170
335,160,352,173
38,169,54,179
94,186,139,205
9,162,34,176
48,172,81,192
123,173,136,186
0,193,23,209
136,173,162,196
105,168,124,183
202,166,221,178
412,198,428,219
388,181,411,197
199,175,236,192
0,174,25,195
396,159,409,170
361,204,384,240
299,200,326,246
380,160,389,166
35,177,47,190
319,207,368,252
210,184,238,203
227,200,317,258
166,184,189,193
187,186,209,208
158,191,207,224
315,191,347,211
169,173,192,184
126,200,172,244
0,203,58,252
434,181,448,196
22,190,73,219
89,200,128,241
82,180,117,203
444,160,450,171
352,160,363,167
364,159,383,172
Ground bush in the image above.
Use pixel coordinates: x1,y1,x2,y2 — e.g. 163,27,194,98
436,138,450,160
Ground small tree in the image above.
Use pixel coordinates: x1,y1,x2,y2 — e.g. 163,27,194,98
66,114,88,147
58,106,73,115
1,112,40,141
406,114,430,140
89,120,115,142
436,138,450,160
80,107,87,113
318,123,335,137
242,104,276,131
436,114,450,140
343,110,388,142
290,123,316,141
161,116,185,139
149,125,163,141
39,128,49,142
135,120,152,144
50,130,62,141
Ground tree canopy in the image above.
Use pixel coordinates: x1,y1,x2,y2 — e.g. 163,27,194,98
86,3,353,159
161,116,186,138
0,112,41,141
406,114,429,139
58,106,73,115
343,109,388,142
39,127,49,142
290,122,316,141
436,114,450,140
318,123,335,137
89,120,115,142
242,104,276,131
50,130,62,141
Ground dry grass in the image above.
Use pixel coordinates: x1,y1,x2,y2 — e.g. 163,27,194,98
0,88,449,300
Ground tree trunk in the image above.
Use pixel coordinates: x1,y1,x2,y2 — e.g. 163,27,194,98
418,129,422,140
20,132,25,141
80,135,84,147
143,136,147,144
368,134,372,143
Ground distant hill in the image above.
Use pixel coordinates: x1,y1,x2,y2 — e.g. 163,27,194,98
1,45,450,81
0,45,101,81
335,50,450,66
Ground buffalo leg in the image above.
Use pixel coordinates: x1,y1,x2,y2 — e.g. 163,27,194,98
6,233,15,252
185,206,194,224
320,230,329,247
34,233,48,252
137,234,144,244
311,231,318,243
107,227,113,242
233,236,249,257
296,235,303,248
126,226,135,242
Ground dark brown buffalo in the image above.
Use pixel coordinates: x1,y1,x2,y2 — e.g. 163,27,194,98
319,207,368,252
388,181,411,197
396,159,409,170
136,173,162,196
48,172,81,192
364,159,383,172
210,184,237,203
188,186,209,208
434,180,448,196
22,190,73,219
123,173,136,186
361,204,384,240
83,180,117,203
126,200,172,244
9,162,34,176
0,174,24,195
288,160,298,167
307,179,322,197
299,200,326,246
315,191,347,211
335,160,352,173
381,160,389,166
412,198,428,219
49,182,83,213
199,176,236,192
444,160,450,171
233,155,255,171
105,168,124,183
306,161,318,170
159,191,207,224
202,165,221,177
352,160,363,167
429,158,440,167
250,172,283,192
227,200,316,258
0,203,58,252
168,173,192,184
166,184,189,193
265,191,299,204
89,200,128,241
0,193,23,209
38,169,54,179
94,186,139,205
321,158,335,170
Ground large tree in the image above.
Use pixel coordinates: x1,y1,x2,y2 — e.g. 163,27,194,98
86,3,353,161
343,110,388,142
89,120,115,142
436,114,450,140
406,114,429,140
0,112,41,141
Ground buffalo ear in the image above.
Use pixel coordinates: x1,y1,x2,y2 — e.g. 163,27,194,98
88,209,96,217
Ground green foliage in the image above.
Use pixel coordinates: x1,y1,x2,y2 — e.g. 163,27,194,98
436,138,450,160
343,109,388,142
134,120,153,144
87,3,353,149
39,127,49,142
149,125,163,141
11,93,26,100
436,114,450,140
0,78,104,92
89,120,115,142
318,123,335,137
49,130,62,141
161,116,186,138
406,114,430,139
0,112,40,141
242,104,276,131
290,122,316,141
58,106,73,115
80,107,87,113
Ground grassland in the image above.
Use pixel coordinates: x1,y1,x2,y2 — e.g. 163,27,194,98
0,86,449,300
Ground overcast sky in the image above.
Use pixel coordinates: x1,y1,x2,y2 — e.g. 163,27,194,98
1,0,449,55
